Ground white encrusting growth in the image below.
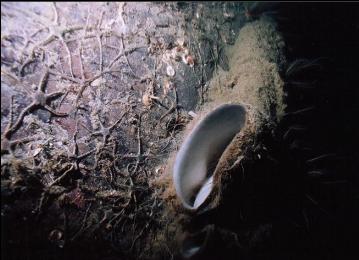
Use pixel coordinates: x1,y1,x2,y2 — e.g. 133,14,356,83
173,104,246,210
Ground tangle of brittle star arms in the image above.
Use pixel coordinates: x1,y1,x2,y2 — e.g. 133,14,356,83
81,110,129,169
11,3,84,77
34,119,95,217
49,120,96,188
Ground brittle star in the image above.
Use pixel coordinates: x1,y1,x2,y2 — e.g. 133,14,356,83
1,96,34,155
5,69,67,139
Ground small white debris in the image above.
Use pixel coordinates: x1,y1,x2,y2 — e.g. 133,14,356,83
91,77,106,87
166,65,175,77
163,79,174,96
155,166,164,174
32,147,42,157
188,111,197,118
176,38,185,47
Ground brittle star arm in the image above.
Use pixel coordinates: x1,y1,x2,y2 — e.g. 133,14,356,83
2,96,14,138
6,101,37,138
91,111,127,143
1,97,35,153
43,104,67,116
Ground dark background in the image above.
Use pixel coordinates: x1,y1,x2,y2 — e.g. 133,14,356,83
256,3,359,259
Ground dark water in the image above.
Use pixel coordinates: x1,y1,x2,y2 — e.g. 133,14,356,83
278,3,359,259
249,3,359,259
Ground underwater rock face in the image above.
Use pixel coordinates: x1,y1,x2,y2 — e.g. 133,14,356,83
6,2,357,260
1,2,248,259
